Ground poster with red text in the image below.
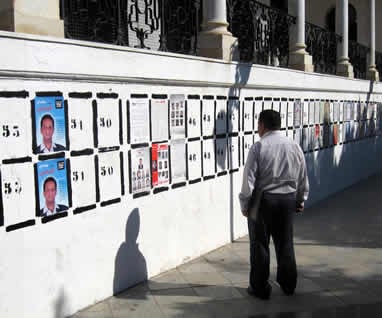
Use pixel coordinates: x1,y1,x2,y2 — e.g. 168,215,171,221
151,143,169,187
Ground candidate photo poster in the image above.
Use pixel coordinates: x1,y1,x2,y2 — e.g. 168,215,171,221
170,139,186,183
186,99,201,139
302,101,309,126
309,101,315,125
1,163,35,226
0,98,32,160
287,101,294,128
243,100,254,132
187,140,201,181
33,96,67,154
36,158,69,217
68,98,94,151
97,98,120,148
131,147,151,194
202,99,214,137
129,98,150,144
215,99,227,135
151,98,168,142
151,143,169,187
202,139,215,176
280,101,287,129
170,94,185,139
293,100,302,127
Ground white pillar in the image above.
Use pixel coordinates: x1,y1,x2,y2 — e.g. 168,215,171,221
367,0,379,81
336,0,354,78
197,0,239,61
288,0,314,72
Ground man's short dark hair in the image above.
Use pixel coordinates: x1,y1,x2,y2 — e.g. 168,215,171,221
43,177,57,191
40,114,55,128
259,110,281,130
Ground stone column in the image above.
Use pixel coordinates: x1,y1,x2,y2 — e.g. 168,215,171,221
197,0,239,61
367,0,379,81
336,0,354,78
288,0,314,72
0,0,64,37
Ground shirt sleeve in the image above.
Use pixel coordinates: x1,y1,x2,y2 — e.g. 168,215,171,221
239,142,260,212
296,146,309,203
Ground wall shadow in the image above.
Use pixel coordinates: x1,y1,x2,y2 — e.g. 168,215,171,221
113,208,148,296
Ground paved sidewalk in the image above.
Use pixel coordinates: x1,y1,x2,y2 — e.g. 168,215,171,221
73,172,382,318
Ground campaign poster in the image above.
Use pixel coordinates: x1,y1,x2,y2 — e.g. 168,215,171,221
228,137,239,170
70,155,96,209
329,102,334,123
333,124,338,145
187,140,201,181
319,101,325,124
129,98,150,144
254,100,263,131
151,98,169,142
170,94,186,139
333,102,340,123
215,98,227,135
311,125,320,150
170,139,186,183
36,158,69,217
243,135,254,165
323,101,330,124
302,101,309,126
293,100,302,127
287,101,294,128
151,143,169,187
228,99,240,133
202,139,215,176
280,101,287,128
309,101,315,125
215,137,227,173
186,99,201,139
0,98,32,160
68,98,94,151
202,99,214,137
339,101,344,122
130,147,150,194
243,100,254,132
33,96,67,154
1,162,35,226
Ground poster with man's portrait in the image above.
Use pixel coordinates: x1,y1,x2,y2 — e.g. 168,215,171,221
36,158,69,217
131,147,151,194
33,96,67,154
151,143,169,187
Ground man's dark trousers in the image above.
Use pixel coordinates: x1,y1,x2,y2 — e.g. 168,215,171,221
247,192,297,294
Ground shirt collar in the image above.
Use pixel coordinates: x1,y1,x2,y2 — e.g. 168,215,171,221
261,130,282,139
40,143,57,153
42,203,59,216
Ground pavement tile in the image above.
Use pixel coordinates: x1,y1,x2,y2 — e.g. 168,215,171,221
179,270,232,286
148,269,190,291
177,258,218,274
192,285,243,300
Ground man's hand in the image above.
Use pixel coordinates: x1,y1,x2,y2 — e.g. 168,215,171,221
296,202,304,213
241,210,249,217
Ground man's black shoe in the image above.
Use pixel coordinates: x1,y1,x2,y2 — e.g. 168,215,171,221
247,284,272,300
276,280,295,296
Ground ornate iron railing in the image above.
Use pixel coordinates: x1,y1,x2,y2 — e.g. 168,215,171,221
305,22,341,75
60,0,200,55
227,0,295,66
349,41,369,79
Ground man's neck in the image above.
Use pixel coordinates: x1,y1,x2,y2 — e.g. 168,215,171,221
44,141,53,150
46,202,55,211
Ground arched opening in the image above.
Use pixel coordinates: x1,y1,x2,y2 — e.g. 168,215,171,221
325,4,357,41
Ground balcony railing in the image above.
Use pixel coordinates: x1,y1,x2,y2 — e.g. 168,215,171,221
349,41,369,79
305,22,341,75
60,0,201,55
227,0,295,66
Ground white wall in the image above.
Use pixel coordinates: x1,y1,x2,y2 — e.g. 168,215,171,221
0,31,382,318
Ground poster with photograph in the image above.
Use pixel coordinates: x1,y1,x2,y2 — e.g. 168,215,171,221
314,101,320,124
311,125,320,150
228,137,239,170
323,101,330,124
0,98,32,160
354,101,360,120
36,158,69,217
293,100,302,127
129,98,150,144
333,124,338,145
243,135,253,165
202,139,215,176
130,147,150,194
319,101,325,124
228,99,240,133
215,137,227,173
186,99,201,139
302,127,309,152
151,143,169,187
98,150,122,201
170,94,186,139
1,162,35,225
263,99,272,110
243,100,254,132
97,98,120,148
70,155,96,208
170,139,186,183
302,101,309,126
319,125,324,148
308,101,315,125
187,140,201,181
344,101,353,121
215,98,227,135
287,101,294,127
68,98,94,151
151,98,169,142
33,96,67,154
333,102,340,123
329,102,334,123
254,100,262,131
280,101,287,128
202,99,215,137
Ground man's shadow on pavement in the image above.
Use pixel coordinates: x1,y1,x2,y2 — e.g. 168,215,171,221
113,208,148,295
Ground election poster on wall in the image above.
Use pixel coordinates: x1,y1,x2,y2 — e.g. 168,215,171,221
243,99,254,132
202,139,215,176
151,98,169,142
170,94,186,139
130,147,151,194
187,140,201,181
97,98,121,148
186,99,201,139
151,143,169,187
129,98,150,144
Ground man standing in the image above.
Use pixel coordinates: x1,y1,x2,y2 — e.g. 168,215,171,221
36,114,66,153
239,110,309,300
40,177,68,217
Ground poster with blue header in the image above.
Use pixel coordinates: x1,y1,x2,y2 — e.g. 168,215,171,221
36,158,69,217
33,95,67,154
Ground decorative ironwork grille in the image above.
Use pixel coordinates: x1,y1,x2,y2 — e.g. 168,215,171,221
60,0,200,55
305,22,341,75
349,41,369,79
227,0,295,66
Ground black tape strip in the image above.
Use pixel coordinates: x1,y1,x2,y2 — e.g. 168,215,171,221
31,99,38,154
36,91,63,97
185,142,189,180
73,204,97,215
187,95,200,99
97,92,118,99
149,99,153,142
92,100,98,148
229,96,239,100
203,95,214,100
189,178,201,184
66,159,72,208
217,96,227,100
133,191,150,199
217,171,228,177
2,157,32,165
0,91,29,98
185,100,188,138
101,198,121,207
38,151,65,161
128,150,132,194
64,100,70,150
120,151,125,196
255,96,263,101
229,169,239,174
244,97,253,101
118,100,123,146
68,92,92,99
228,132,239,137
203,135,214,140
70,149,94,157
131,143,149,149
42,211,68,224
126,100,130,144
264,97,272,101
281,97,288,101
152,94,167,99
238,136,241,167
131,94,148,99
34,164,40,217
95,155,100,202
98,146,120,153
0,171,3,227
172,182,186,189
153,187,169,194
215,133,226,139
6,220,35,232
203,176,215,181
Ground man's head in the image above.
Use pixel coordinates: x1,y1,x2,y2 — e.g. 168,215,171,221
40,114,55,145
258,110,281,137
43,177,57,206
